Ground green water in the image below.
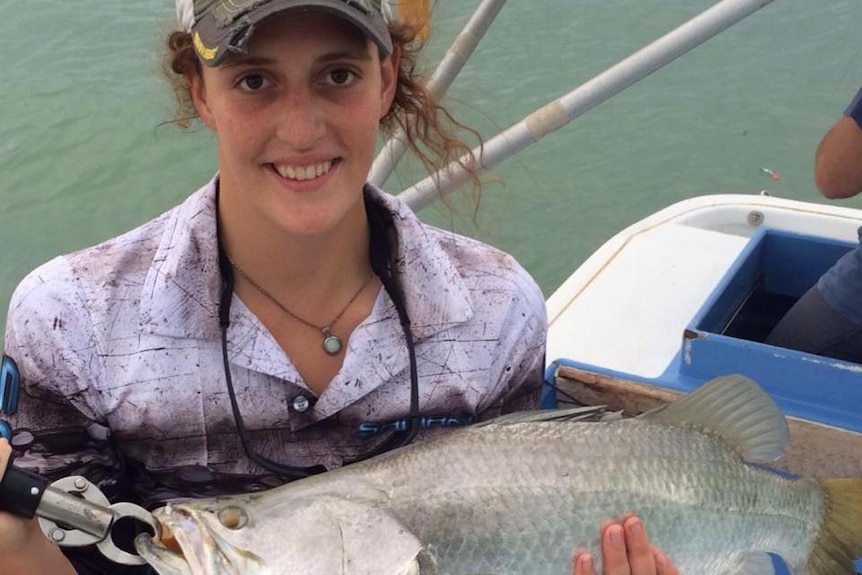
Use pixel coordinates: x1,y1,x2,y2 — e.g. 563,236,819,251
1,0,861,339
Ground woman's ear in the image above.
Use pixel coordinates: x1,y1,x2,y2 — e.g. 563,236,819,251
187,71,216,130
378,45,401,119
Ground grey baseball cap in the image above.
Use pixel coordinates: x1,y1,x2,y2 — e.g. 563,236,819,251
176,0,393,66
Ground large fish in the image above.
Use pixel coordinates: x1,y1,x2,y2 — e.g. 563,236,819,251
134,375,862,575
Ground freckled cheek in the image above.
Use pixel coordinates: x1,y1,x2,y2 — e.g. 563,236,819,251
219,117,272,153
340,105,385,141
214,99,271,135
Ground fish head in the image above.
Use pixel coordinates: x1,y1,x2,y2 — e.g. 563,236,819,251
135,493,425,575
134,498,269,575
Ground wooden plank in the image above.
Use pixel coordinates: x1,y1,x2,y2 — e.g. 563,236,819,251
554,366,862,478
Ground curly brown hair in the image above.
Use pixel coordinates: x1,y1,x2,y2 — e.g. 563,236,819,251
163,20,482,194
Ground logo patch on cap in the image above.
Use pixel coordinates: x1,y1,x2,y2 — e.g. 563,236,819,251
193,31,219,61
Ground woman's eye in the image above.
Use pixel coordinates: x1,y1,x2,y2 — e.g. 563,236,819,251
237,74,269,91
327,69,356,86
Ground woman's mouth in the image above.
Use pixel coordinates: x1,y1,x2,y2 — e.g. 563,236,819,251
271,159,334,182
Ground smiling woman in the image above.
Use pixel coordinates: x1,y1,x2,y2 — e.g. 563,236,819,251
0,1,668,574
0,1,549,574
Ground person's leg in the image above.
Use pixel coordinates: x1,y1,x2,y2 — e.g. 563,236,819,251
766,286,862,363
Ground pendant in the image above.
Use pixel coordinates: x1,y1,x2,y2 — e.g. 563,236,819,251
321,328,342,356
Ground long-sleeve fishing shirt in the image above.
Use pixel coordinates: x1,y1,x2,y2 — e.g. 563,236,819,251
3,177,547,512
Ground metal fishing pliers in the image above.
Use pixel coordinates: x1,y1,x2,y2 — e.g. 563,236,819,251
0,467,160,565
0,355,159,565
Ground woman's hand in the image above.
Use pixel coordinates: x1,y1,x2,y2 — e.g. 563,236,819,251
572,514,679,575
0,437,38,553
0,438,75,575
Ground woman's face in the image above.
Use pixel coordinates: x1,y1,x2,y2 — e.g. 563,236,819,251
189,10,398,240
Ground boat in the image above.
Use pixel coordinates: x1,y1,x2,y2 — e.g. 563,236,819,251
387,0,862,572
543,194,862,573
543,192,862,480
391,0,862,477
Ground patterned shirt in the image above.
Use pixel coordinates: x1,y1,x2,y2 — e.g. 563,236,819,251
3,178,547,514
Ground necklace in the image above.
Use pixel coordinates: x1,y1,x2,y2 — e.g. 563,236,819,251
228,258,374,356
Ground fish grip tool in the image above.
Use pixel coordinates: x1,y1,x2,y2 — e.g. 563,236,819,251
0,354,157,565
0,465,159,566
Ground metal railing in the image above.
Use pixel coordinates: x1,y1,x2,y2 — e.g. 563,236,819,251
370,0,508,187
384,0,777,212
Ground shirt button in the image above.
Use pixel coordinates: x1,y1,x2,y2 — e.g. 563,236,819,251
292,396,311,413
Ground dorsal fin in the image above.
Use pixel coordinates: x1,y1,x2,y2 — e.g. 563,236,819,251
474,405,610,427
641,374,788,463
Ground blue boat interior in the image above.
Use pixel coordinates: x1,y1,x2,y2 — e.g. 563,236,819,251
543,229,862,574
545,228,862,432
680,228,862,432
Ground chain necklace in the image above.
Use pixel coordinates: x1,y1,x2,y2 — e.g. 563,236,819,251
228,258,375,356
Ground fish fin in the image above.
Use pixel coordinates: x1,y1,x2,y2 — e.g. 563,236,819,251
474,405,608,427
807,479,862,575
313,496,424,575
730,551,778,575
639,374,788,463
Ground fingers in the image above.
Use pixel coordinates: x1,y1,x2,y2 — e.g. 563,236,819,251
651,546,679,575
601,523,634,575
599,512,635,534
622,517,654,575
577,514,678,575
572,551,596,575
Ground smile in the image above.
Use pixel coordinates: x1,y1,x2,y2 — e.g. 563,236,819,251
272,160,333,181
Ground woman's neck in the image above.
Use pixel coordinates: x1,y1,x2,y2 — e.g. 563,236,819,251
216,187,381,393
217,192,373,297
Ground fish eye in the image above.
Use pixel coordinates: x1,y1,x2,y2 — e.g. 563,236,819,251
218,506,248,530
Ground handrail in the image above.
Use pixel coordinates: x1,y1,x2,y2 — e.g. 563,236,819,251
369,0,509,187
399,0,777,212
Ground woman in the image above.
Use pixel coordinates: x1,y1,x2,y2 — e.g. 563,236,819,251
0,1,674,574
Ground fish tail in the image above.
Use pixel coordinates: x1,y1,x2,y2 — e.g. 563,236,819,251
808,479,862,575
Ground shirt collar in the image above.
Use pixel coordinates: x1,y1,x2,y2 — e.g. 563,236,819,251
139,176,223,341
364,184,474,340
139,178,474,345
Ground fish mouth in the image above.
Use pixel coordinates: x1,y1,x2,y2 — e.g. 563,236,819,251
134,503,266,575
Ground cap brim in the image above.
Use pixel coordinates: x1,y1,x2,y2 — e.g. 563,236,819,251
192,0,393,66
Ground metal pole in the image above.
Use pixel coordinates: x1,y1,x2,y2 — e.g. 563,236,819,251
399,0,777,212
369,0,509,187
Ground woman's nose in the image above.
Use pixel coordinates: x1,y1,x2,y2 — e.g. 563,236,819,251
274,87,326,150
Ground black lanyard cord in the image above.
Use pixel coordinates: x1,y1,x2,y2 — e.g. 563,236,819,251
215,188,420,478
342,264,420,464
219,323,329,478
344,191,421,461
218,244,328,477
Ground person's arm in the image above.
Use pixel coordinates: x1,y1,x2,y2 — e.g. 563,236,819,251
2,258,142,574
0,441,77,575
814,87,862,199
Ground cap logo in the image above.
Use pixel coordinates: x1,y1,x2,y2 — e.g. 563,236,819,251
193,31,219,61
213,0,265,26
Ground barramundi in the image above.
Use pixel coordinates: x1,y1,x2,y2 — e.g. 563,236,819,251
134,375,862,575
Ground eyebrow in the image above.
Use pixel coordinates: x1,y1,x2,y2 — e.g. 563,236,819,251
221,49,372,69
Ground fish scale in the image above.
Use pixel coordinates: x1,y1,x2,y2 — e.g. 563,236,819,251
135,375,862,575
367,420,824,575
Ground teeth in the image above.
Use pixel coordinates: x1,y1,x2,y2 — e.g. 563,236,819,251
275,160,332,181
